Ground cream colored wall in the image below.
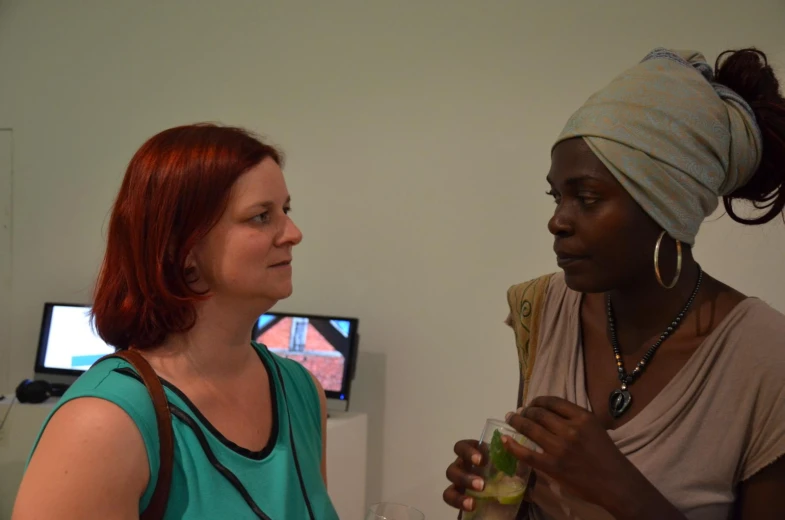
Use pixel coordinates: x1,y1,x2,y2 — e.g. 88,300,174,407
1,0,784,517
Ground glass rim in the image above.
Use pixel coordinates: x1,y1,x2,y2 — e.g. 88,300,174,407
367,501,425,517
484,417,519,433
483,418,527,442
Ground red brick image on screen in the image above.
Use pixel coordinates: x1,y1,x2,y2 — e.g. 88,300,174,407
256,317,346,393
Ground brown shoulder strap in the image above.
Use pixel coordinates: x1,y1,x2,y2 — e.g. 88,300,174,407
96,349,173,520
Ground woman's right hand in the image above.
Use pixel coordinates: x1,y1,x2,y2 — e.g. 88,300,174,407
442,439,486,513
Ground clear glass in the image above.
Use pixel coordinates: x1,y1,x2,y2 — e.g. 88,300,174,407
463,418,538,520
365,502,425,519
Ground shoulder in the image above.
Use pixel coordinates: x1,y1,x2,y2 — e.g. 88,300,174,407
507,271,574,320
57,358,161,445
30,395,149,473
728,298,785,366
252,342,326,446
736,297,785,331
306,369,328,404
724,299,785,396
726,299,785,481
506,271,562,302
721,299,785,409
35,358,161,498
36,395,149,463
14,365,151,518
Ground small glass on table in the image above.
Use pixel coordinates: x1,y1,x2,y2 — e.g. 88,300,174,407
365,502,425,520
463,418,537,520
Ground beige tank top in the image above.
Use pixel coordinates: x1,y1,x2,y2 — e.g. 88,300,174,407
523,273,785,520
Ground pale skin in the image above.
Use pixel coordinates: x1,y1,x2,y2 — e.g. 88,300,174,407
12,157,327,520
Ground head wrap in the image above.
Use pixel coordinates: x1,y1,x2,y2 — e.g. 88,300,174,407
554,48,763,244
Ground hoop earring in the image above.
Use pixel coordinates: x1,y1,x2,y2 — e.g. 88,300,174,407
654,231,682,289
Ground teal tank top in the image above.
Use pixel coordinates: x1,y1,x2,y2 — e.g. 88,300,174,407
27,343,340,520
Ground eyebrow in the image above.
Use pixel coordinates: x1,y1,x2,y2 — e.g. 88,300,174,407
546,174,603,186
247,196,291,210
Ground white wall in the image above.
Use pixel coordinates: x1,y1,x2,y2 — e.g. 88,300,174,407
2,1,784,517
0,130,12,391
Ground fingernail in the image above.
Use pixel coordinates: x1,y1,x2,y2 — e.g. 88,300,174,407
501,435,510,445
463,497,474,510
471,453,481,465
472,478,484,491
505,412,513,422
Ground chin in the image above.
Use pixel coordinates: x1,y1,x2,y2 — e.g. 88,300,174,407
562,271,609,294
267,283,294,301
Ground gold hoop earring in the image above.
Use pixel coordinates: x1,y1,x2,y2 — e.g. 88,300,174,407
654,231,682,289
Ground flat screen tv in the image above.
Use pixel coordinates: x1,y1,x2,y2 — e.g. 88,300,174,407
34,303,360,408
251,311,360,406
34,302,114,377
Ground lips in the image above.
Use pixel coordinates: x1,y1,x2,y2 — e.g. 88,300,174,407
554,250,589,268
270,259,292,268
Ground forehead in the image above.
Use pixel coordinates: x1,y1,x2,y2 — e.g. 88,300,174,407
548,138,614,185
229,157,288,205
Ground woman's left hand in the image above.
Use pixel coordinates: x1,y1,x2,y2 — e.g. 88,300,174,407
503,396,684,519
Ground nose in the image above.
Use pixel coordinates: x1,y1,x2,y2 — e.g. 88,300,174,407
279,216,303,246
547,203,574,237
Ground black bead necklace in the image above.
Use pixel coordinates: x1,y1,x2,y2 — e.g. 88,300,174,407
606,264,703,419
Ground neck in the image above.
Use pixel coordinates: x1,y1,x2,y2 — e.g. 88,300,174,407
150,295,275,380
607,249,701,337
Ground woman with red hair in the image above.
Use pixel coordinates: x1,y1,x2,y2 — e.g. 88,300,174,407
13,124,338,519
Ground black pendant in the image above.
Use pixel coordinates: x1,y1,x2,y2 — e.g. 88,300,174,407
609,389,632,418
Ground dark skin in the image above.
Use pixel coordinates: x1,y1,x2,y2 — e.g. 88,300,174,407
443,138,785,519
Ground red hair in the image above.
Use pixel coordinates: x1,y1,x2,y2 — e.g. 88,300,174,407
92,123,283,350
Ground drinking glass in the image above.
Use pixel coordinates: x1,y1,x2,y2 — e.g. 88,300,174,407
463,418,538,520
365,502,425,520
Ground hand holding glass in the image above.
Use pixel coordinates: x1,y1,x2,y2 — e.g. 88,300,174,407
463,419,538,520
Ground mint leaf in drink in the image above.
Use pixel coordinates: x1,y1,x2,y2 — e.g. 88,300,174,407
489,429,517,476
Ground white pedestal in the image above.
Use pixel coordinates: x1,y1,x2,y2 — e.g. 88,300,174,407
326,411,368,520
0,396,368,520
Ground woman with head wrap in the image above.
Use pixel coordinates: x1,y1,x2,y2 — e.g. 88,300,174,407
444,48,785,519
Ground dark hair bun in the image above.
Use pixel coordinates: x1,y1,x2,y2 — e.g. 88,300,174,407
715,48,785,225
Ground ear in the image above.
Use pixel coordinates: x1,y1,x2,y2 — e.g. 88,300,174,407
183,251,200,284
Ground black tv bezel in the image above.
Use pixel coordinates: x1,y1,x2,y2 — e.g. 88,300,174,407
253,311,360,403
35,302,98,377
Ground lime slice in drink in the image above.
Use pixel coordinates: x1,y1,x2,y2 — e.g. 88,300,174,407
466,487,495,499
494,477,526,505
467,476,525,504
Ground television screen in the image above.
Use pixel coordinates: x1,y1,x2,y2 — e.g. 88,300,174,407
35,303,114,374
252,312,359,401
35,303,360,404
